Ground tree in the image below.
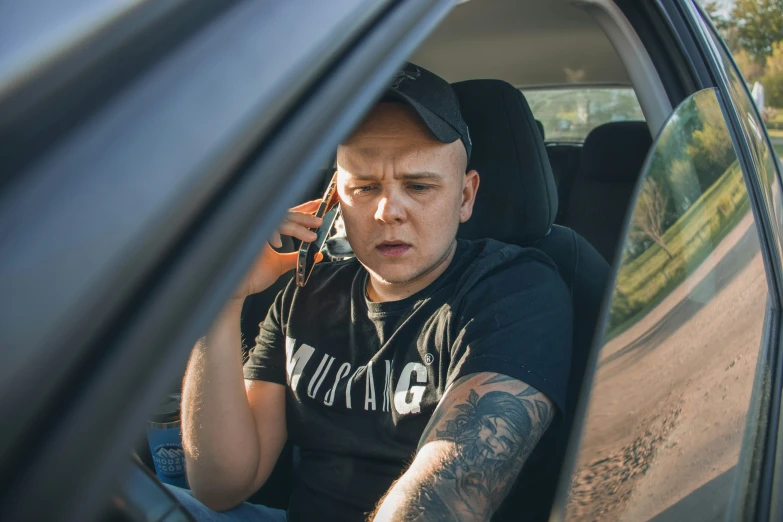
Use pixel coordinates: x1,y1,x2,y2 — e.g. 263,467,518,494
631,178,675,260
702,0,740,49
732,0,783,62
762,40,783,106
734,48,765,84
687,113,736,189
669,158,702,213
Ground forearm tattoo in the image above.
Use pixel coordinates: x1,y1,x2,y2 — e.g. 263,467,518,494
375,373,554,522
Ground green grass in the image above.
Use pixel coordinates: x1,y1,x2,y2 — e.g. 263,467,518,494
769,129,783,140
606,162,750,338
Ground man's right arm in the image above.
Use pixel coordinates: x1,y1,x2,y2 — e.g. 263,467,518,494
182,298,287,511
180,199,323,511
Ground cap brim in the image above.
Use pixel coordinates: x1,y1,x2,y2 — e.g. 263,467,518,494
381,90,462,145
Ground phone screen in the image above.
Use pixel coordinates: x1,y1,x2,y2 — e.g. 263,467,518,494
296,174,339,287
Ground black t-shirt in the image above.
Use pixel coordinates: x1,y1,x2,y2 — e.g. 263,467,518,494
244,238,572,522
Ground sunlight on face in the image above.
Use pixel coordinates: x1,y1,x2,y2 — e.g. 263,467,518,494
336,103,477,298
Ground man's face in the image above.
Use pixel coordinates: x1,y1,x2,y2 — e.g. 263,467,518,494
336,103,478,289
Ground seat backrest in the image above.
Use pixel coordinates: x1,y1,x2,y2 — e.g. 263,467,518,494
534,120,584,223
562,121,652,262
455,81,558,245
452,79,610,518
535,119,545,141
452,78,608,406
546,143,582,223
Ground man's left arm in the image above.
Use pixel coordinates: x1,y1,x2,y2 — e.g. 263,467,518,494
371,371,554,522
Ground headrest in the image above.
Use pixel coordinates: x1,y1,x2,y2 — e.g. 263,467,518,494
581,121,652,183
535,119,545,141
452,80,558,244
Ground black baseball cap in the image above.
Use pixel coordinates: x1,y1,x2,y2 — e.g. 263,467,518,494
380,62,472,161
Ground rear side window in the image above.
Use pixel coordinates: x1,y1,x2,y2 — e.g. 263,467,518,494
522,87,645,142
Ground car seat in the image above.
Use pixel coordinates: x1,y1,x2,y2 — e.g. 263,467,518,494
452,79,610,520
534,119,545,141
547,143,582,223
561,121,653,263
533,119,592,224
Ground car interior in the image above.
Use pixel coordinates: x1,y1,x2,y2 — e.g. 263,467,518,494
124,0,687,518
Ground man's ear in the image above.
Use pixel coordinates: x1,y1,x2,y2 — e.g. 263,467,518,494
459,170,480,223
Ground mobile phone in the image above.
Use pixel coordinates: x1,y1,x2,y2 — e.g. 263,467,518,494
296,173,340,287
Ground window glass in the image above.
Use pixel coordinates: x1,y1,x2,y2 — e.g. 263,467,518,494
522,87,645,142
563,89,769,521
699,13,783,276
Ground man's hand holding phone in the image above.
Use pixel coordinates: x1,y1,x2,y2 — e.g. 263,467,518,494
231,199,324,300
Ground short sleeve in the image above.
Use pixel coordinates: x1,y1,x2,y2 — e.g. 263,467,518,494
447,255,573,414
243,287,288,385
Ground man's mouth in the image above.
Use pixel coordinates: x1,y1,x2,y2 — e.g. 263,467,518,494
376,241,411,257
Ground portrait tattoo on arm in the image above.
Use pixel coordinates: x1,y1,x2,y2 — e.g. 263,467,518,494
371,372,554,522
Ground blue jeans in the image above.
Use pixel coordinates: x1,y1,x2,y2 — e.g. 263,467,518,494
166,485,287,522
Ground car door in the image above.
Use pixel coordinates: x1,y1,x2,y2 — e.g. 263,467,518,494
552,1,783,520
0,1,459,520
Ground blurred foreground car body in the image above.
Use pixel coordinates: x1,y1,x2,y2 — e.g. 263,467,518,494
0,1,781,521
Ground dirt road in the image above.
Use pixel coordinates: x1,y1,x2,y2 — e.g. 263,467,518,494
566,211,768,521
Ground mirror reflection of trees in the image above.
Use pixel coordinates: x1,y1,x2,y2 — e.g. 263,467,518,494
631,178,675,260
608,92,746,336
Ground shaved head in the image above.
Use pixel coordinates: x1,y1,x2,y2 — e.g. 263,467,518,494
339,103,468,176
335,102,479,302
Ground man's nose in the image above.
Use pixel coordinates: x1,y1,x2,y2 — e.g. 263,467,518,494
375,193,406,224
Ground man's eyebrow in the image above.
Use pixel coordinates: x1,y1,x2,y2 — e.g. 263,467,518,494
398,172,443,180
344,171,444,181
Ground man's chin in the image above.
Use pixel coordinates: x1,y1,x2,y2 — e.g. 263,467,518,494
366,267,422,286
360,247,455,288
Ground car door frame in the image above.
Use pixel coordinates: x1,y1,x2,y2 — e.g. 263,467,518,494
0,1,461,520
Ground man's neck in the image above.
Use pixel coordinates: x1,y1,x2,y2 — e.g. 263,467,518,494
366,240,457,303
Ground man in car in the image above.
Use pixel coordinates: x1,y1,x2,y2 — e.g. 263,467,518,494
171,63,572,522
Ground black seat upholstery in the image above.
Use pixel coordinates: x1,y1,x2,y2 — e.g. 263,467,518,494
455,82,557,245
533,119,583,224
452,79,610,520
547,143,582,223
562,121,652,263
534,119,545,141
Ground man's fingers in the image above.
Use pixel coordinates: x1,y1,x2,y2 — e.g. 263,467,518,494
278,221,317,242
285,211,322,228
268,231,282,249
269,199,324,247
